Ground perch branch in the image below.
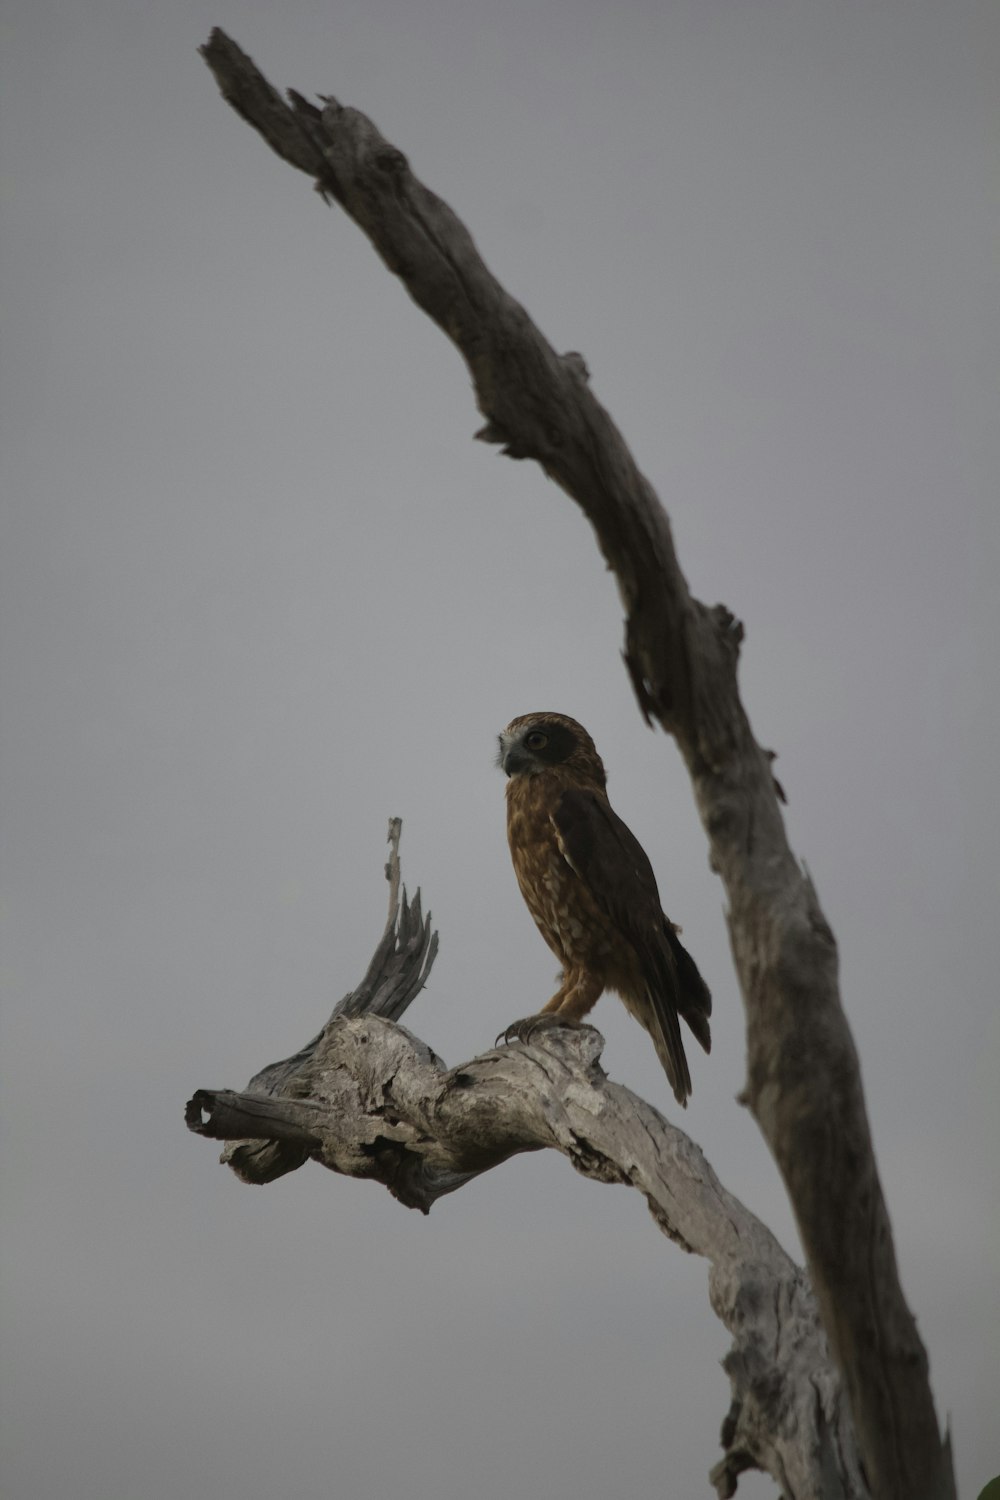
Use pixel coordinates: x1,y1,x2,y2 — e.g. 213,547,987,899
188,825,865,1498
198,31,954,1499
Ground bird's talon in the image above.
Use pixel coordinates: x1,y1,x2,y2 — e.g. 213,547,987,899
497,1013,580,1048
497,1018,533,1046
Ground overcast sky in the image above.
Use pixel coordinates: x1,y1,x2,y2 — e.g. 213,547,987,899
2,2,997,1497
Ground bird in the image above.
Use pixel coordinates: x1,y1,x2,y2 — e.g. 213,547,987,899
497,712,711,1106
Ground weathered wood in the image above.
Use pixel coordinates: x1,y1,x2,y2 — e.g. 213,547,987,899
194,819,438,1186
195,32,955,1499
191,1022,872,1500
187,825,864,1496
189,828,869,1494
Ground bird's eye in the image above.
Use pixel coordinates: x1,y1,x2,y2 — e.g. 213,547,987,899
524,730,548,751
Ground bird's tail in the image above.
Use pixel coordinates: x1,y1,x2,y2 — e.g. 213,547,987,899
644,986,693,1107
639,923,712,1106
665,924,712,1054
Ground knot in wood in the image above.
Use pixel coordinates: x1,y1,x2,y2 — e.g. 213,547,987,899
711,603,744,653
375,147,408,176
560,351,590,382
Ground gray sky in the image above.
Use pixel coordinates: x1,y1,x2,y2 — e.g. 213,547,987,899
2,2,997,1497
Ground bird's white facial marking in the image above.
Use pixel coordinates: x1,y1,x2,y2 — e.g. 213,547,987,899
498,722,548,778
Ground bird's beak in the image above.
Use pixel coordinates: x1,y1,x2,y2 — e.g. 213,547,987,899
497,734,518,777
497,734,529,777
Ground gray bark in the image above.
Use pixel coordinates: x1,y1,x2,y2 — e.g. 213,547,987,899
188,823,866,1498
193,30,955,1500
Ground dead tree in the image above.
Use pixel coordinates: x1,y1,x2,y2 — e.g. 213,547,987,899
188,31,955,1500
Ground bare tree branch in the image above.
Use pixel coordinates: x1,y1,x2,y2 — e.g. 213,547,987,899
191,819,438,1186
195,31,955,1500
188,824,865,1497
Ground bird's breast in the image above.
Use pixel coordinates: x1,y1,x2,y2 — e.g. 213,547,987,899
506,780,618,967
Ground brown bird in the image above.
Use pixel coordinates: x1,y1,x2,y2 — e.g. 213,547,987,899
497,712,711,1105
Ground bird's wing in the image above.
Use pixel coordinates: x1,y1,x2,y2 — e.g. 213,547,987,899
552,787,711,1101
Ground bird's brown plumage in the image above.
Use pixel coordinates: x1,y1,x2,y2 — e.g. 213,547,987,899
498,712,711,1105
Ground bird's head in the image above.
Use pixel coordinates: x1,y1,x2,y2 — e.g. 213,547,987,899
497,713,607,787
